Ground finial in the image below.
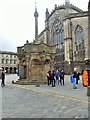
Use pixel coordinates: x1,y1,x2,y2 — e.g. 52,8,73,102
34,2,39,17
35,2,37,11
55,4,57,9
45,8,49,20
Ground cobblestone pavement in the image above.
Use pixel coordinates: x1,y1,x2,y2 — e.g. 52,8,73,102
0,74,89,119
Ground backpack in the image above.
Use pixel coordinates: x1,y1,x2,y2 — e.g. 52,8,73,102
47,73,50,78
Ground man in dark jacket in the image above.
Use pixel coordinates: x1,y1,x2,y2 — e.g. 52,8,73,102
76,71,80,84
1,71,5,87
50,70,55,87
60,69,65,85
47,70,51,86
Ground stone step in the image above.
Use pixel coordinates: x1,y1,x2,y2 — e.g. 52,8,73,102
12,80,47,85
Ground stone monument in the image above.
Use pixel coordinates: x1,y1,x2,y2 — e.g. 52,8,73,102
16,42,56,84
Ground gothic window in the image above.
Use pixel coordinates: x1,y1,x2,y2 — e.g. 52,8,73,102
75,25,84,50
51,19,64,53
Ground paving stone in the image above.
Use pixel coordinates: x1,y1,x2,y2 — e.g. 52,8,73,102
0,74,89,118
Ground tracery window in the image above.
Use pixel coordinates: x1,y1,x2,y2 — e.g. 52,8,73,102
51,19,64,53
75,25,84,50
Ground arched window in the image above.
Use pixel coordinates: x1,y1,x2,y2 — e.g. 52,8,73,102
51,19,64,53
75,25,84,50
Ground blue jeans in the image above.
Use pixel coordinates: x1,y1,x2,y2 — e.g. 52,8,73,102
73,78,77,88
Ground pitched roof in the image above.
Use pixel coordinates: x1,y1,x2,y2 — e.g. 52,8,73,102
47,4,83,19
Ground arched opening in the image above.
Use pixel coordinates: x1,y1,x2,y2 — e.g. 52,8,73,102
75,25,84,50
5,67,8,73
10,67,12,73
14,67,16,74
23,65,27,79
51,19,64,53
44,59,51,80
75,25,85,60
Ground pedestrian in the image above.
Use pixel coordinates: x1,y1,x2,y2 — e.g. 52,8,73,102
55,69,59,85
82,69,88,87
1,70,5,87
47,70,51,86
60,69,65,85
58,69,61,85
72,68,77,89
50,70,55,87
76,71,80,84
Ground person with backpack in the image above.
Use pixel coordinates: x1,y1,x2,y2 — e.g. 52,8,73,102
55,69,59,85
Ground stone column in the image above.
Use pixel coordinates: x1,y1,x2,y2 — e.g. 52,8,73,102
88,0,90,60
34,4,39,43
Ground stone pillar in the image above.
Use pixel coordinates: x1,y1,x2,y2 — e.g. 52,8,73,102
26,55,30,81
64,18,73,72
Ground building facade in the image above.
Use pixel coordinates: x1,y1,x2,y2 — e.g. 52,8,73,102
37,0,90,73
0,51,18,73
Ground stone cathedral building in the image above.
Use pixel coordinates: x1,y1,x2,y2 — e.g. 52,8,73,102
38,0,90,72
17,0,90,83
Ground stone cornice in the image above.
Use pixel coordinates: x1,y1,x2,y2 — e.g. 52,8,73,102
63,11,88,20
0,50,17,55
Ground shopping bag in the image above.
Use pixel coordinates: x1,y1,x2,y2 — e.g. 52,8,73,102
70,76,74,83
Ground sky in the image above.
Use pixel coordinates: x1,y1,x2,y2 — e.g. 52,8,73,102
0,0,89,52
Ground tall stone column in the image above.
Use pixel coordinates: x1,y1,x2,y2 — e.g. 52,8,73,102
26,55,30,81
88,0,90,60
34,3,39,43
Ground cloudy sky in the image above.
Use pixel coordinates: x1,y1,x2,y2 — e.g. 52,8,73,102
0,0,89,52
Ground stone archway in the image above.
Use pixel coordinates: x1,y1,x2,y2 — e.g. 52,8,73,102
5,67,8,73
44,59,51,80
